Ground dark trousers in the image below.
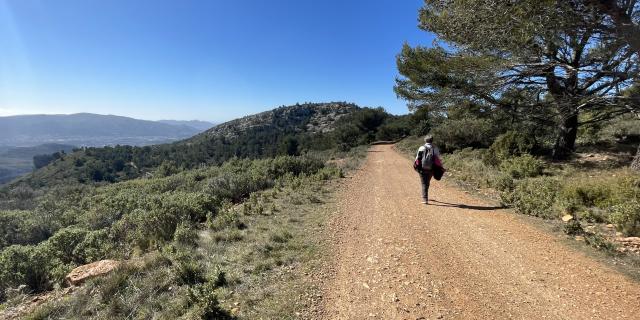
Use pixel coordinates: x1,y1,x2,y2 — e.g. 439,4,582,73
419,171,433,201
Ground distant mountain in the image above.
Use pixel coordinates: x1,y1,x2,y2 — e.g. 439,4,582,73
0,113,202,147
0,143,75,184
157,120,215,131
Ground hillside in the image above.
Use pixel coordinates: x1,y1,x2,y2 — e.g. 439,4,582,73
197,102,355,140
0,144,75,184
0,113,202,147
0,102,407,319
1,102,408,196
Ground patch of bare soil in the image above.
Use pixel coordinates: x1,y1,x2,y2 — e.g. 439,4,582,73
321,144,640,319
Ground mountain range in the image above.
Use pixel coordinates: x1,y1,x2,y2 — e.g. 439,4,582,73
157,120,215,131
0,113,215,184
0,113,215,147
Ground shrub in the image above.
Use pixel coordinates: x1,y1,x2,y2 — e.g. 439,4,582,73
0,245,57,299
0,210,52,250
502,177,560,219
556,173,640,228
175,260,206,285
72,229,112,263
208,202,241,231
499,155,544,179
188,282,231,319
601,117,640,144
42,227,89,265
375,121,410,141
430,118,496,152
205,172,270,203
443,148,500,189
558,181,613,214
610,200,640,236
584,233,618,252
484,131,536,166
492,173,515,192
173,223,199,247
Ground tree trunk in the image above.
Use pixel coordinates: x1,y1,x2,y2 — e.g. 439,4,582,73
631,145,640,171
552,113,579,160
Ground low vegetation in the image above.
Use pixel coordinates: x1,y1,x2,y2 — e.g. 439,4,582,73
0,103,382,318
398,120,640,240
0,151,361,318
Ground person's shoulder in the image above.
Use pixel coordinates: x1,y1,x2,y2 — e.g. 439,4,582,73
418,145,426,151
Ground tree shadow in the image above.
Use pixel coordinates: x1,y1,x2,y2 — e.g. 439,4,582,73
429,199,505,211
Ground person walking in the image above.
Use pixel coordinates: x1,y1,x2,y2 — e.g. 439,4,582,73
414,135,441,204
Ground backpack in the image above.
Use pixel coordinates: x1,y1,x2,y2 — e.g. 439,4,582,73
422,145,434,170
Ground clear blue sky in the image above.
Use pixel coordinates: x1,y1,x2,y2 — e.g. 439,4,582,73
0,0,433,122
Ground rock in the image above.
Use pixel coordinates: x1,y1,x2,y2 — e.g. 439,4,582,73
617,237,640,243
616,237,640,249
65,260,121,286
562,215,574,222
606,224,615,229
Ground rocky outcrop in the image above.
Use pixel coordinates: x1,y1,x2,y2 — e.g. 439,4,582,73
197,102,358,140
65,260,121,286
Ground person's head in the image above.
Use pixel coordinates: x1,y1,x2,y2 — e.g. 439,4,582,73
424,135,433,144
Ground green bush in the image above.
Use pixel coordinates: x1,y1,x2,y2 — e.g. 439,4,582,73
0,210,52,250
173,223,199,247
601,117,640,144
499,155,544,179
72,229,112,263
610,200,640,236
43,227,89,265
484,131,536,166
556,173,640,227
492,173,515,192
208,201,242,231
429,118,497,152
558,180,613,214
502,177,560,219
0,245,57,299
443,148,500,189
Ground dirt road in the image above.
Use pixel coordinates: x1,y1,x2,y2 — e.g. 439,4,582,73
322,144,640,319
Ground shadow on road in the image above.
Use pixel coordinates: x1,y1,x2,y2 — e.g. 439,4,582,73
429,199,505,211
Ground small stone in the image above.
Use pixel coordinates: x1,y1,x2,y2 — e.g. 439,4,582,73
562,215,573,222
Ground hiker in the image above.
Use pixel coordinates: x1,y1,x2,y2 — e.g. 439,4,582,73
413,135,444,204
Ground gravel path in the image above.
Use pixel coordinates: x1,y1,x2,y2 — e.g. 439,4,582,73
321,144,640,319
